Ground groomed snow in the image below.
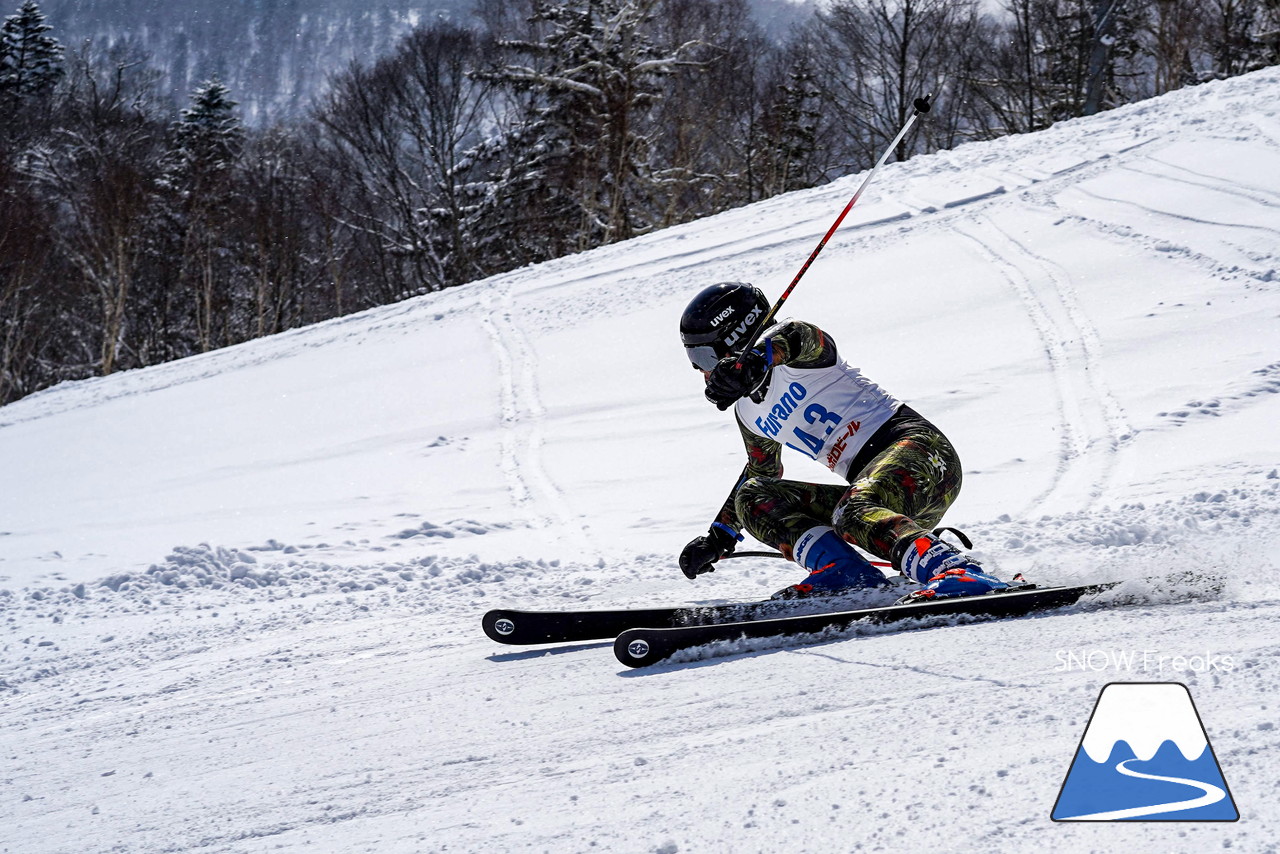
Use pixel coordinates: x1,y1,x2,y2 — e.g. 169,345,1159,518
3,68,1279,852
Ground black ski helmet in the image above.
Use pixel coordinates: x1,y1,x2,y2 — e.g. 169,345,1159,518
679,282,770,371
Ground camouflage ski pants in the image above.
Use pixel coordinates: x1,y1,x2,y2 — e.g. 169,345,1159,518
734,409,963,563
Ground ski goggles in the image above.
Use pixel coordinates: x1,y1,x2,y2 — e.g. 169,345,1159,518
685,344,724,372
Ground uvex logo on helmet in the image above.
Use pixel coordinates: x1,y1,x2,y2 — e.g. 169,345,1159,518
710,306,735,327
723,306,763,348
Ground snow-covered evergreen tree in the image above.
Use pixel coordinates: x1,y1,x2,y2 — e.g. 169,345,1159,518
167,78,244,194
765,52,823,196
163,78,245,353
467,0,701,267
0,0,63,106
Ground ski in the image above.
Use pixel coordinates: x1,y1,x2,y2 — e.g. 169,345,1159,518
482,548,898,645
483,598,849,646
612,582,1120,668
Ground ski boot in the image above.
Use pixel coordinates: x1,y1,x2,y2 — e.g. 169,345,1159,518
892,531,1007,603
773,526,887,599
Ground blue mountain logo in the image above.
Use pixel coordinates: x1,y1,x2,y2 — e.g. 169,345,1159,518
1052,682,1238,821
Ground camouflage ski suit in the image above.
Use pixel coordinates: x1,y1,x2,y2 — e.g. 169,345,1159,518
714,321,963,563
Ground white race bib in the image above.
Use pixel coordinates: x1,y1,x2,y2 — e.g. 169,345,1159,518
736,359,900,479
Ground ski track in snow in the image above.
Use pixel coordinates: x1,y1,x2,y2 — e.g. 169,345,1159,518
1038,150,1280,285
480,287,600,562
479,288,535,510
510,142,1148,336
1056,210,1277,285
1131,156,1280,209
952,211,1134,516
1070,183,1280,242
951,224,1074,512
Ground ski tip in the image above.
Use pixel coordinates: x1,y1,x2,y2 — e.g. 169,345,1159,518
482,609,521,644
614,630,670,669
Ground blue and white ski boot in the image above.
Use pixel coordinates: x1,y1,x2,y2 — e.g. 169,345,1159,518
773,526,887,599
892,531,1007,602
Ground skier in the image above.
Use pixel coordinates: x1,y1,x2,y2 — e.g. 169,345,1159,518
677,281,1007,600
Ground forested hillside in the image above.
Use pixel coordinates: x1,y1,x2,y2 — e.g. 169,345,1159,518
2,0,1277,407
34,0,474,121
31,0,814,119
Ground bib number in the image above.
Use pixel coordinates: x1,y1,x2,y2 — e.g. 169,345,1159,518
785,403,843,457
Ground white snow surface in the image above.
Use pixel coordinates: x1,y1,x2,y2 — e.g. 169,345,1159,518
4,69,1280,852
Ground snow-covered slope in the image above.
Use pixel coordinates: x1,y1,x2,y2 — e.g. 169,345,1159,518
3,69,1279,852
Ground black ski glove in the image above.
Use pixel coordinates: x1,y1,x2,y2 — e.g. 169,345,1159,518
679,524,739,579
704,350,769,411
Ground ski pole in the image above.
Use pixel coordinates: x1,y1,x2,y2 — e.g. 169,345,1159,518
695,96,933,571
735,94,933,364
721,550,891,569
